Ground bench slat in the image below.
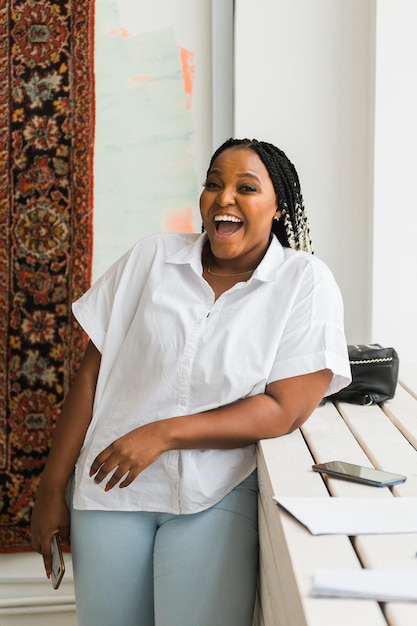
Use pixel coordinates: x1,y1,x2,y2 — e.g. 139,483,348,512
336,402,417,496
302,404,392,498
258,432,387,625
399,365,417,400
382,384,417,449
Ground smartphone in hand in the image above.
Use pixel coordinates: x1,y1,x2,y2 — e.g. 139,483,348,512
51,532,65,589
312,460,407,487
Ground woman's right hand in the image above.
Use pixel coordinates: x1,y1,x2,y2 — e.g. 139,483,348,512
30,341,101,577
31,488,70,578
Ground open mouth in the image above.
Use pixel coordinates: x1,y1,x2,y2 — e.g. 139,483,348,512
214,215,243,235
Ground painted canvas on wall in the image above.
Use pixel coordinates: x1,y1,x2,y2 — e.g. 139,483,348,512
94,0,212,279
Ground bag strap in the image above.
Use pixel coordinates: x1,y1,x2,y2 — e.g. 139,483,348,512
344,392,374,406
319,393,374,406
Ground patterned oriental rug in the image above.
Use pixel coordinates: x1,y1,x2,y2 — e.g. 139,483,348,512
0,0,94,552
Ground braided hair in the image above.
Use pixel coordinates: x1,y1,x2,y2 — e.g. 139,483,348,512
207,138,313,253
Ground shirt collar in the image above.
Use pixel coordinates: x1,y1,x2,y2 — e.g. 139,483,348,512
167,232,285,283
166,233,207,275
252,235,285,282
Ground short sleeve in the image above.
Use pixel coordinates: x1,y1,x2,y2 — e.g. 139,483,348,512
267,259,351,397
72,246,135,352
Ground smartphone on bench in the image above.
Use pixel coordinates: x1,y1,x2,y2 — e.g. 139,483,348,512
312,461,407,487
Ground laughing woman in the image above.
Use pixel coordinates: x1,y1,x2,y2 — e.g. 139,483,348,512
31,138,351,626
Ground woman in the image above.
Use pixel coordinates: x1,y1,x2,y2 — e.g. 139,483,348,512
31,138,351,625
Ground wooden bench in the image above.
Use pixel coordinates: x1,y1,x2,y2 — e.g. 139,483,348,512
254,365,417,626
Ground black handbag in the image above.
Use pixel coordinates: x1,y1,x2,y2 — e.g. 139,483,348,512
329,344,399,405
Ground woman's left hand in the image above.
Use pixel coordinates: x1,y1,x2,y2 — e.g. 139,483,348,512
89,422,165,491
90,368,333,492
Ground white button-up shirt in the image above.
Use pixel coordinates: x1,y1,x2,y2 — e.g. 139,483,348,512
72,233,350,513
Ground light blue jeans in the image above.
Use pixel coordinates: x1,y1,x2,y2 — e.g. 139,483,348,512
70,471,258,626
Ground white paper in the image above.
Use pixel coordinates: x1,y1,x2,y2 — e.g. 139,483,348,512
273,497,417,535
312,569,417,602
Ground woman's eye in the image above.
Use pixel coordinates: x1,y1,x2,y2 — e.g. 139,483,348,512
202,180,220,189
202,181,257,192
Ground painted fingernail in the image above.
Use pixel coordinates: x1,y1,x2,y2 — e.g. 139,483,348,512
46,570,51,580
104,485,111,492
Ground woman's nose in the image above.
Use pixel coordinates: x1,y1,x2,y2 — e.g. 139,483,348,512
217,187,235,206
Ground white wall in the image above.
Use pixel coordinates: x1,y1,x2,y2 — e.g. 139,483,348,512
372,0,417,364
234,0,375,346
234,0,417,364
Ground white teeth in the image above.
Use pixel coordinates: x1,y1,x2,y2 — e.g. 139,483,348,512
214,215,242,223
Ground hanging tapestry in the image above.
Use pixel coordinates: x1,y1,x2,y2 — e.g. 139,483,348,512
0,0,94,552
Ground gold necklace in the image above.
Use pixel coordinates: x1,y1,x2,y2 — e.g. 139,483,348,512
206,264,256,277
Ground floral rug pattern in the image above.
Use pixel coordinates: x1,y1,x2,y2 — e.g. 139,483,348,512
0,0,94,552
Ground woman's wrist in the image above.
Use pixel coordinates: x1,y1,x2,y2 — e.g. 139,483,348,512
156,417,182,452
38,468,72,498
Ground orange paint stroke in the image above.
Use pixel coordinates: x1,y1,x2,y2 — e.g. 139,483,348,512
128,75,153,87
163,207,195,233
107,27,131,38
178,47,195,110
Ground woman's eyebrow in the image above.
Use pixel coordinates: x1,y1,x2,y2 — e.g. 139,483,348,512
236,172,261,183
208,168,261,184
